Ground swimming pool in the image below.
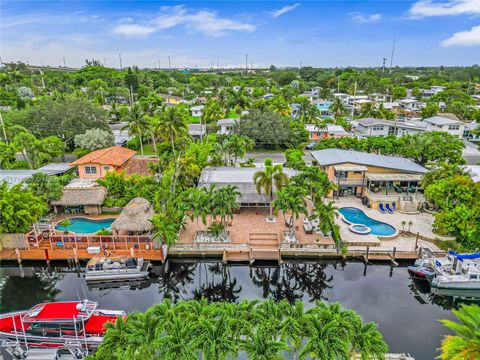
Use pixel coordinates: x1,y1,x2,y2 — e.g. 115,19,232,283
339,207,396,236
55,217,115,235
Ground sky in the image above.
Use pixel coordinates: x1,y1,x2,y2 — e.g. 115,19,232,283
1,1,479,68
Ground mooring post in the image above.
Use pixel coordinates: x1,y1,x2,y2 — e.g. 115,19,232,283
15,248,21,265
365,245,369,263
392,246,397,263
415,232,419,251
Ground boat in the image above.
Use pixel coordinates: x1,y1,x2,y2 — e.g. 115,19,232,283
85,256,150,282
0,300,125,349
407,265,435,279
430,257,480,291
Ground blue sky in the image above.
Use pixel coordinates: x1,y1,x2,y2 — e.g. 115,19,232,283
1,1,479,68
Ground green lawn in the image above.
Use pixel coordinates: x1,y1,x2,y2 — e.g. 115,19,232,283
138,143,156,155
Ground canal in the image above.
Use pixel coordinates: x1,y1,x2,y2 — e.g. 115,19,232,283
0,259,477,360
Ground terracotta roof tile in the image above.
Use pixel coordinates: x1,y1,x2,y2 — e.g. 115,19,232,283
120,157,158,177
70,146,136,167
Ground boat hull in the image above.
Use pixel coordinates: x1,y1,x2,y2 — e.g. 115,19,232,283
85,271,149,282
430,280,480,290
407,266,434,279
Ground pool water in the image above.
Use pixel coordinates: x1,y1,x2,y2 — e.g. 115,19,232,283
339,207,396,236
55,217,115,234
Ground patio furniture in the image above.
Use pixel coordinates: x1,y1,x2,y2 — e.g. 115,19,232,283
392,202,397,211
378,203,386,213
385,203,394,214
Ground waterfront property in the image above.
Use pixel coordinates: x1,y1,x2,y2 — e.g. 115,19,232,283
310,149,427,212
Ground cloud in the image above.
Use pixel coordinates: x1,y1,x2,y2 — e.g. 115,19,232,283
351,13,382,23
409,0,480,17
113,24,156,36
270,3,301,18
113,5,256,37
442,24,480,46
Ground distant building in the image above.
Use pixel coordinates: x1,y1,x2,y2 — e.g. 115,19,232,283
217,118,239,135
463,122,480,142
423,115,465,139
190,105,204,117
160,94,183,106
305,124,350,141
314,101,333,118
188,124,206,139
354,118,428,137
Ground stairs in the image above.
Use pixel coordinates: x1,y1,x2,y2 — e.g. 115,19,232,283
249,233,280,263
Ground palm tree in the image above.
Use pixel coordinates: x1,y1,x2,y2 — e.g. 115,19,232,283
95,316,130,359
311,201,340,242
150,212,179,246
242,327,289,360
439,304,480,360
280,301,306,359
146,113,162,154
253,158,289,217
158,106,188,157
194,316,238,360
329,97,348,119
214,185,240,230
227,134,254,166
122,104,149,154
359,102,378,118
202,99,225,124
268,96,291,116
349,320,388,360
272,186,307,237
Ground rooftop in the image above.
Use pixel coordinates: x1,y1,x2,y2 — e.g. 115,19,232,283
310,149,427,174
305,124,349,135
70,146,136,167
217,118,239,126
423,115,462,126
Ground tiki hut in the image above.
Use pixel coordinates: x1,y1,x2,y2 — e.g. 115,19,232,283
51,187,107,215
111,197,154,235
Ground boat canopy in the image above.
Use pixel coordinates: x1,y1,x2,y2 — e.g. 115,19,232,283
448,250,480,261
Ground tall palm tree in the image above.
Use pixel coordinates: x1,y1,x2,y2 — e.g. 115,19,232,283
145,113,162,154
311,201,340,242
253,158,289,217
272,186,307,237
439,304,480,360
122,104,149,154
329,97,348,120
202,99,225,124
194,316,238,360
268,96,291,116
242,327,289,360
214,185,240,230
359,102,377,118
280,301,306,360
158,106,188,157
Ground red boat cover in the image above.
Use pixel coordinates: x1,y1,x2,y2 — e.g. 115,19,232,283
0,314,30,333
30,302,83,321
84,315,116,334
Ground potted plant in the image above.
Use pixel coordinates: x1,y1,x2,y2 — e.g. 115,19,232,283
207,222,225,242
96,228,113,236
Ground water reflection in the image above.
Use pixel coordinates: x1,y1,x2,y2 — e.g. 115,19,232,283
1,259,479,359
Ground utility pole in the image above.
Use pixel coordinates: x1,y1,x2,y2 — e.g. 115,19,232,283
62,56,67,68
119,53,123,70
300,61,302,69
382,58,386,73
245,53,248,76
103,57,107,67
168,56,171,70
389,40,396,73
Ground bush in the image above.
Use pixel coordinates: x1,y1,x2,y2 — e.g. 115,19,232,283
126,136,140,151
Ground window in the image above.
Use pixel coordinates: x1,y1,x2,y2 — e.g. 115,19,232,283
85,166,97,175
448,124,460,130
104,166,110,172
372,126,384,131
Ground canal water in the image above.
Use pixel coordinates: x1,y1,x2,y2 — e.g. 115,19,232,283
0,259,477,360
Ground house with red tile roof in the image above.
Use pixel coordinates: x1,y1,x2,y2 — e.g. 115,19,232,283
70,146,137,179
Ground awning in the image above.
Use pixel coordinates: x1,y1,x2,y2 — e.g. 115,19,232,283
333,165,368,172
365,173,423,182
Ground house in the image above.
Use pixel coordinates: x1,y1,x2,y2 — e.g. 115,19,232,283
291,103,300,118
109,122,130,146
405,75,419,81
0,163,74,187
217,118,239,135
188,124,206,139
310,149,427,212
399,98,425,112
423,115,465,139
305,124,350,141
198,166,297,208
369,93,392,103
314,101,333,118
421,86,446,98
190,105,204,117
463,122,480,142
70,146,137,179
160,94,183,106
354,118,429,137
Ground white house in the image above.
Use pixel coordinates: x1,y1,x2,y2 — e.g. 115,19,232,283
423,116,465,139
422,86,446,98
399,98,425,112
305,124,350,141
190,105,204,117
464,122,480,142
353,118,429,138
188,124,206,139
217,118,239,135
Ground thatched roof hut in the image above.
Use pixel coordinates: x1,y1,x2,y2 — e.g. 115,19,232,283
111,197,154,234
51,188,107,207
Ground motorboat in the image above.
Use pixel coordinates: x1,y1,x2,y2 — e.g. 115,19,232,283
85,256,150,282
0,300,125,349
407,265,435,279
430,256,480,291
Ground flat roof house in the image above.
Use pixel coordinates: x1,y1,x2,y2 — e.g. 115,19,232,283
198,166,297,208
354,118,429,138
217,118,239,135
310,149,427,213
190,105,204,118
305,124,350,141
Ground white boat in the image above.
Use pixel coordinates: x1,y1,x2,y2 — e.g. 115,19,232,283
85,256,150,282
430,254,480,290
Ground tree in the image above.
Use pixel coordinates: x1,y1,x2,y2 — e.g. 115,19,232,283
0,182,48,233
311,201,341,244
350,319,388,360
253,158,289,216
243,327,289,360
268,96,291,116
284,149,306,170
235,110,308,149
420,103,439,119
0,141,16,169
13,131,64,169
74,129,115,151
122,104,149,155
392,86,407,100
329,97,348,119
272,186,307,237
158,106,189,157
26,172,64,202
202,99,225,124
439,304,480,360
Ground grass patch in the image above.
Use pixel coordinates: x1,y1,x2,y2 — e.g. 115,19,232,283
138,143,156,155
189,116,201,123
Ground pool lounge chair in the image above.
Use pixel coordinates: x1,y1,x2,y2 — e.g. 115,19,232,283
385,203,394,214
378,203,386,213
